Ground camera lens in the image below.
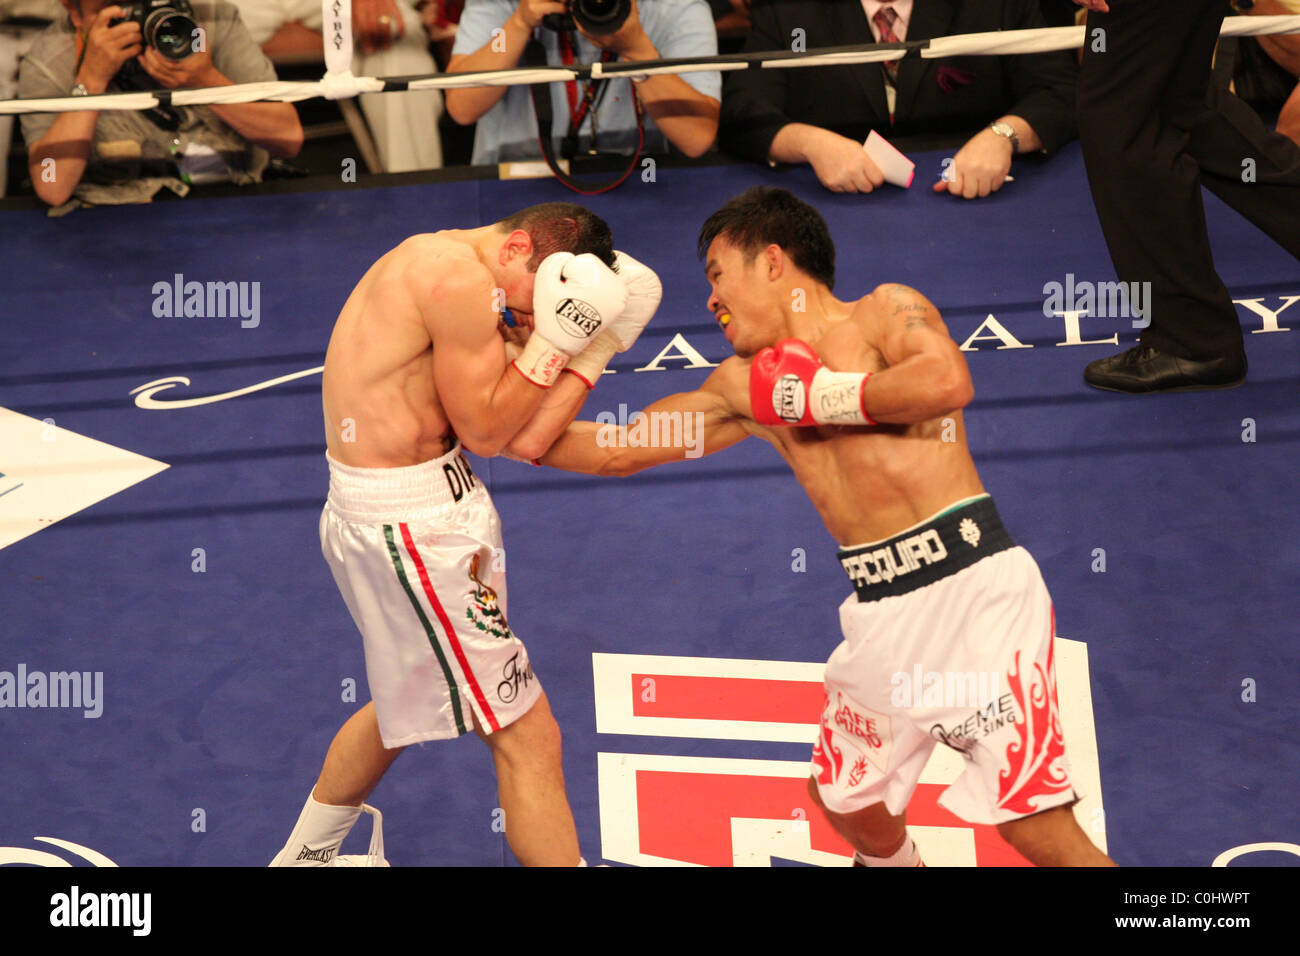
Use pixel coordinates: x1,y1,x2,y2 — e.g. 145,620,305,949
572,0,630,35
147,10,198,61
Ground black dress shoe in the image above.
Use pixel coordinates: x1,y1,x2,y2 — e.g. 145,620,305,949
1083,346,1247,393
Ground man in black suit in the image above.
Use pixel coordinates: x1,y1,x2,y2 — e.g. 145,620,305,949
1075,0,1300,393
719,0,1077,197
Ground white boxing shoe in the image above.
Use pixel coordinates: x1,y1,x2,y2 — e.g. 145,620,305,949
329,804,390,867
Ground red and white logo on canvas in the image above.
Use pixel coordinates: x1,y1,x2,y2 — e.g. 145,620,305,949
592,647,1106,867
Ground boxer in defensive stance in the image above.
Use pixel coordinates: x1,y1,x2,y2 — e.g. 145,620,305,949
539,188,1115,867
271,203,661,866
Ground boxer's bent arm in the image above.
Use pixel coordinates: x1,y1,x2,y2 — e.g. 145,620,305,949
502,371,593,461
538,376,749,476
428,267,552,457
860,284,975,424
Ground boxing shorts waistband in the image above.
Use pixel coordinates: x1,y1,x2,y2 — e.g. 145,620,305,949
326,443,483,522
838,494,1013,602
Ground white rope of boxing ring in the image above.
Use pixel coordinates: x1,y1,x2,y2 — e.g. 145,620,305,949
0,4,1296,116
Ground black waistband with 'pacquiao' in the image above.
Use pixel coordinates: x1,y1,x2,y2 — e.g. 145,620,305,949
838,495,1014,602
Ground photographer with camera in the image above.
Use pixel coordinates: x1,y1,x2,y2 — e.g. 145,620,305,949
444,0,719,167
20,1,302,213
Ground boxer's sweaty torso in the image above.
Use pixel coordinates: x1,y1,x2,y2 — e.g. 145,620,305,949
713,299,986,545
322,231,512,468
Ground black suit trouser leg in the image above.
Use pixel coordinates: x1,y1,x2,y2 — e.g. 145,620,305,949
1076,0,1300,359
1190,84,1300,261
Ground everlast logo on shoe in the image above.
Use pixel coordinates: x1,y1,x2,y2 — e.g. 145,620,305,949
556,298,601,339
841,529,948,588
443,453,477,502
296,844,336,863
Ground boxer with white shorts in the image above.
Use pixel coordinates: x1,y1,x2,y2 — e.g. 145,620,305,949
320,445,540,747
270,202,662,866
820,495,1071,828
539,187,1115,867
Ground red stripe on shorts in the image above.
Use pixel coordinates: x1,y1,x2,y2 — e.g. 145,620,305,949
398,523,502,733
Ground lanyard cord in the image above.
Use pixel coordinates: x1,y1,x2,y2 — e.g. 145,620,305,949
557,30,612,158
524,32,646,195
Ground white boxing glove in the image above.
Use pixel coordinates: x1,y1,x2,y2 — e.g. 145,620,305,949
513,252,629,387
564,250,663,389
605,251,662,350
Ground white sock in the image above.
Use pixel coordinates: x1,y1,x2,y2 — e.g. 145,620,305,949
853,836,924,867
269,793,362,866
578,857,587,867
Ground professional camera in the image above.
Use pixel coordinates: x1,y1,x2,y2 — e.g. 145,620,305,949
541,0,632,36
111,0,199,61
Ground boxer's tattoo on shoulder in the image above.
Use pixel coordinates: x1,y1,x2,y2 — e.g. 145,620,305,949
886,288,925,313
882,284,931,330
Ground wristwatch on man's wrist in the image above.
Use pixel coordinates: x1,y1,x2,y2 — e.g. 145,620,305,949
989,121,1018,154
71,82,89,96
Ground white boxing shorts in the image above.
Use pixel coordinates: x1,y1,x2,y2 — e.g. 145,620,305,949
320,444,542,748
813,494,1079,826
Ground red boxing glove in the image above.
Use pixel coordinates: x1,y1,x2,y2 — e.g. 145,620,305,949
749,339,878,427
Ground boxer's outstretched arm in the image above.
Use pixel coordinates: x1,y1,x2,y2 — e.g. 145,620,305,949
859,284,975,424
538,366,750,476
428,264,553,457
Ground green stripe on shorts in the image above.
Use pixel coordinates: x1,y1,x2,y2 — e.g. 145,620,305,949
383,524,468,735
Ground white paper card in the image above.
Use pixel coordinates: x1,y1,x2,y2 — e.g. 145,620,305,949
863,130,915,188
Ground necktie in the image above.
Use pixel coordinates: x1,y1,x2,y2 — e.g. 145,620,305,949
873,6,901,85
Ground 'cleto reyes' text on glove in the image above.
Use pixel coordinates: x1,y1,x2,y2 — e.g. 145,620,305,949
513,252,629,387
748,338,878,427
